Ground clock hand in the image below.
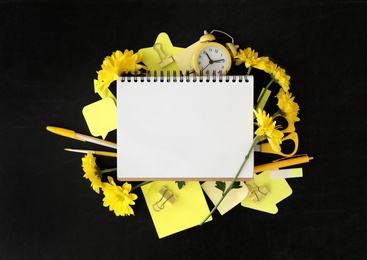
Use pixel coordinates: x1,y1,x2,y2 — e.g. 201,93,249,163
201,63,211,72
205,52,214,63
201,58,224,73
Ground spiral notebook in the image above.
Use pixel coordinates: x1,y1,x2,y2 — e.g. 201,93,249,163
117,74,254,180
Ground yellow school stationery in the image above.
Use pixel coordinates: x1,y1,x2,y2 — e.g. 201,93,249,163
254,132,299,157
116,75,254,180
138,32,183,76
256,88,271,110
152,186,177,212
82,97,117,139
254,154,312,173
64,148,117,157
141,181,212,239
241,170,292,214
201,181,248,215
270,168,303,179
46,126,117,149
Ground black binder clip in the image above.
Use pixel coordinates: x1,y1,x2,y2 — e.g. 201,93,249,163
152,186,177,212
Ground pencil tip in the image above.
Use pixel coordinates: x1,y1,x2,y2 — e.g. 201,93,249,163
46,126,55,132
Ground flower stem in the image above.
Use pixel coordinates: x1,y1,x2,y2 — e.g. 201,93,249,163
131,181,152,191
199,136,260,226
246,66,252,75
101,168,117,174
255,78,275,110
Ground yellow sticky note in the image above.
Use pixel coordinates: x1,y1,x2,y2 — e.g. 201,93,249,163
201,181,248,215
141,181,212,238
139,32,184,76
82,97,117,139
256,88,271,110
241,170,292,214
270,168,303,179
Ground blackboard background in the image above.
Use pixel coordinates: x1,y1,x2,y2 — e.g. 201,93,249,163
1,0,366,259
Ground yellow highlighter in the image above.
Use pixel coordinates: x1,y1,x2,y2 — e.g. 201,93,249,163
46,126,117,149
254,155,313,173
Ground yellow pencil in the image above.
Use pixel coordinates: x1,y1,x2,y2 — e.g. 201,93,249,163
65,148,117,157
46,126,117,149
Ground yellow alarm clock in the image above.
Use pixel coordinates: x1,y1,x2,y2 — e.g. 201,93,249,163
192,30,238,76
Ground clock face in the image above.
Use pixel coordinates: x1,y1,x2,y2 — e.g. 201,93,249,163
193,43,231,76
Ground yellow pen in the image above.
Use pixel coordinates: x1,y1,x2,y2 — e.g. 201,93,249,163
46,126,117,149
64,148,117,157
254,155,313,173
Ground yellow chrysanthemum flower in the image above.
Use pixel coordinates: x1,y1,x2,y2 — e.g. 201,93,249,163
264,60,278,74
234,47,269,71
272,66,290,93
263,60,291,93
102,176,138,217
276,89,300,123
94,49,146,97
82,152,103,194
253,108,284,152
101,50,145,76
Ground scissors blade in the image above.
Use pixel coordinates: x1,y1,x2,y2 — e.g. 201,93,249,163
254,144,261,152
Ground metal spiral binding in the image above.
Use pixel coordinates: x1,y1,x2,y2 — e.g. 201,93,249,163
120,71,250,83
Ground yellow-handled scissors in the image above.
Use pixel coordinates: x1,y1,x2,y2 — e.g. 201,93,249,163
254,116,299,157
274,114,295,133
254,131,298,157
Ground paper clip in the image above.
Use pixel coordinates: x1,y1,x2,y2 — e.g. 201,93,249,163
152,187,177,212
153,43,174,68
247,184,269,204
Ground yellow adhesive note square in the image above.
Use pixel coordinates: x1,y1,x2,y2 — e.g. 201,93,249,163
82,97,117,139
141,181,212,239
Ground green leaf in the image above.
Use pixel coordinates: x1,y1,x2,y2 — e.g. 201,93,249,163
231,181,242,189
215,181,226,193
176,181,186,189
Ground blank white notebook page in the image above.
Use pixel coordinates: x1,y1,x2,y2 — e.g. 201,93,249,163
117,75,254,180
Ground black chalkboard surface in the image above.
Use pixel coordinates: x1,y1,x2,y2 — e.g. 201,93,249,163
1,1,366,259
